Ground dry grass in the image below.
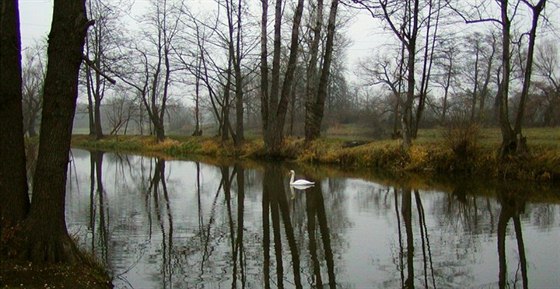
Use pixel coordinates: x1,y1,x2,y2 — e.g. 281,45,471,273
71,127,560,182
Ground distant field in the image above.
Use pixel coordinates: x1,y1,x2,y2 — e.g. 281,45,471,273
323,124,560,149
415,127,560,148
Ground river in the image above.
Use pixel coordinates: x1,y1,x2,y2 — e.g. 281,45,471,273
65,149,560,289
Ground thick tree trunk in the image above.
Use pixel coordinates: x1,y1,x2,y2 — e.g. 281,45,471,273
20,0,90,263
154,121,165,143
0,0,30,240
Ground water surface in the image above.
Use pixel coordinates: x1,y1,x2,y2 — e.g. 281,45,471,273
66,149,560,289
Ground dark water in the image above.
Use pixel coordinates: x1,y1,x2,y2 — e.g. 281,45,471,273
65,149,560,289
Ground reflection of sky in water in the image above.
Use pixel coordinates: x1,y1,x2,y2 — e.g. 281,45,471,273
66,149,560,289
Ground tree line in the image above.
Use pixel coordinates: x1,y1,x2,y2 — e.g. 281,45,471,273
19,1,559,153
0,0,558,264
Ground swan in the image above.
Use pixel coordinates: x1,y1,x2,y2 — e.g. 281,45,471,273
289,170,315,186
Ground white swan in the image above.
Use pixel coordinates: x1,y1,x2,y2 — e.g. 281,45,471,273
289,170,315,186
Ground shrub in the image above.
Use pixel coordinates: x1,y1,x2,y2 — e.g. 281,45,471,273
442,118,480,160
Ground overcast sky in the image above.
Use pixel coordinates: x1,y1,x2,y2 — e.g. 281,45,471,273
19,0,558,86
18,0,389,80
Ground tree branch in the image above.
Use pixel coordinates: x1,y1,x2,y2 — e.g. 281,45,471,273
82,54,116,84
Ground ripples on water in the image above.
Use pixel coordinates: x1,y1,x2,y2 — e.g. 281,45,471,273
66,149,560,289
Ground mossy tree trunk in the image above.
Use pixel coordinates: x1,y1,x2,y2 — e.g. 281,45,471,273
0,0,30,240
19,0,91,263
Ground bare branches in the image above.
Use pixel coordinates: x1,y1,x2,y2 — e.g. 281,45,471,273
82,54,116,84
448,2,503,25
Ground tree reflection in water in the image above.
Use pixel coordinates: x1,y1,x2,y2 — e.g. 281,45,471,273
65,150,560,289
147,158,173,288
262,164,337,289
497,185,528,289
303,180,336,288
262,164,303,288
87,151,109,264
392,187,437,289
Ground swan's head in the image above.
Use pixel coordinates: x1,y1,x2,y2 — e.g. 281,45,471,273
289,170,295,175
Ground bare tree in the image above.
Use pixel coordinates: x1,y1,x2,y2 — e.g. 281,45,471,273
352,0,422,150
115,0,179,142
260,0,306,154
452,0,549,157
21,42,47,137
82,0,124,139
304,0,324,138
432,38,458,124
105,93,138,135
533,40,560,126
305,0,341,141
359,51,404,137
226,0,247,146
512,0,547,153
413,0,445,138
173,7,207,136
453,31,500,126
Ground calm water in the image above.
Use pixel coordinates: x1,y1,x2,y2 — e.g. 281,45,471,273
65,149,560,289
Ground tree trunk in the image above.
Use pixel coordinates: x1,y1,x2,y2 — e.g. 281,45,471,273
440,55,452,124
19,0,90,263
262,0,305,155
304,0,324,140
259,0,269,134
85,66,96,136
305,0,339,142
94,96,103,139
497,0,515,158
478,34,496,124
512,0,546,154
0,0,30,240
192,58,202,136
233,0,244,146
413,0,440,138
471,47,480,123
400,0,420,150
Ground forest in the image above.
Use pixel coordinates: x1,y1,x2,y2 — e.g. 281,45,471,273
17,0,559,155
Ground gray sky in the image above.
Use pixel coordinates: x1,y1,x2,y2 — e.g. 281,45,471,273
18,0,387,77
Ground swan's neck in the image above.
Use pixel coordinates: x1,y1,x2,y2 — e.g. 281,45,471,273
290,172,295,184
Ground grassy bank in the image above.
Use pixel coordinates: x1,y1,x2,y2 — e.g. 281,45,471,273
71,127,560,182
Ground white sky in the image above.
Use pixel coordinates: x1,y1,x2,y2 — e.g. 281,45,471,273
18,0,386,78
20,0,53,47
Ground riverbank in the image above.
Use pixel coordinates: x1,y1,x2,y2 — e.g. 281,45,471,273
0,261,112,289
71,128,560,182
